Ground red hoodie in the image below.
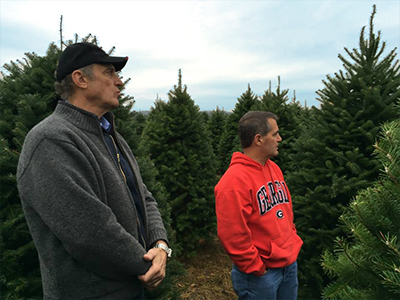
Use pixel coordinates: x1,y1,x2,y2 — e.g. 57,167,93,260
215,152,303,276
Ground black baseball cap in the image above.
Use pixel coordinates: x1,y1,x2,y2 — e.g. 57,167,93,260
56,43,128,82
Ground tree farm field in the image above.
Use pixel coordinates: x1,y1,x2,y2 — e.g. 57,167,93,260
175,238,236,300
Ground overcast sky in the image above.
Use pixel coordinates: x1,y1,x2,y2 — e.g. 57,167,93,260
1,0,399,111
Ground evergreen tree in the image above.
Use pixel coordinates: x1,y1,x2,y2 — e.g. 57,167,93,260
207,106,228,173
111,72,176,249
287,6,400,299
99,58,182,300
201,110,210,123
217,84,259,174
132,111,148,137
112,77,139,148
0,43,61,299
141,70,217,256
322,119,400,300
0,37,180,299
253,77,306,174
105,68,182,300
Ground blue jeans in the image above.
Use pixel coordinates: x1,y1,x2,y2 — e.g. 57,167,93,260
231,261,298,300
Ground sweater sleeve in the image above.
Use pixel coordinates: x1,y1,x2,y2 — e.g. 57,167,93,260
215,188,266,276
17,138,151,280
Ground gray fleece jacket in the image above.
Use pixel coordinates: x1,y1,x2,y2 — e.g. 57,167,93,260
17,101,168,299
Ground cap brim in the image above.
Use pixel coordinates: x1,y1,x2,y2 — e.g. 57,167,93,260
99,56,128,72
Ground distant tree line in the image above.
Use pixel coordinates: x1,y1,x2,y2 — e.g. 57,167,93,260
1,5,399,300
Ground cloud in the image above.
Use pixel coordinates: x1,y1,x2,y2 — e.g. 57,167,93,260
1,0,399,111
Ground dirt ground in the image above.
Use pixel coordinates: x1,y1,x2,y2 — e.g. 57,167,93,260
175,239,237,300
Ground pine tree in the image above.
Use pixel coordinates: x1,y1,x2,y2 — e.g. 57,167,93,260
253,77,306,174
322,119,400,300
0,34,118,298
0,36,180,299
98,66,181,300
217,84,259,174
0,43,61,299
95,54,182,300
141,70,217,256
207,106,228,173
287,6,400,299
201,111,210,123
110,68,177,249
112,77,139,147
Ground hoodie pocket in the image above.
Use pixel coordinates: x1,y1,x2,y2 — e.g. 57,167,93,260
259,232,302,265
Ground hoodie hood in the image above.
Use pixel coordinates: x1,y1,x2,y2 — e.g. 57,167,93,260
229,152,264,170
230,152,277,191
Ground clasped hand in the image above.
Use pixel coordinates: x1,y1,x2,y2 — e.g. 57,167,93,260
138,247,167,290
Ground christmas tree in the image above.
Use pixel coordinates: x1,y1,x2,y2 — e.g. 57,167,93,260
287,5,400,299
0,35,179,299
0,42,61,299
253,76,307,173
217,84,259,174
141,70,217,256
207,106,228,174
322,119,400,300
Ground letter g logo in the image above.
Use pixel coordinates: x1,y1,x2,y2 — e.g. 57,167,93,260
276,210,284,219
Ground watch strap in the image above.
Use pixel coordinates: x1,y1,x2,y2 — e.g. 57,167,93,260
154,243,172,258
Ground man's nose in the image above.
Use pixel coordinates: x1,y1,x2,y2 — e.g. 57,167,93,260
115,76,123,86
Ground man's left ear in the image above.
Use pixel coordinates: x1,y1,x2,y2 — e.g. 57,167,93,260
254,134,263,146
71,70,89,89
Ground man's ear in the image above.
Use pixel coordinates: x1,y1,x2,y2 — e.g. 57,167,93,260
71,70,89,89
254,134,263,146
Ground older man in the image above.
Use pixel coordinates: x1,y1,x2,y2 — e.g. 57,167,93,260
17,43,171,300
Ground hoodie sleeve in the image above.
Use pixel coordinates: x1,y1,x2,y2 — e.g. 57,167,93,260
215,188,266,276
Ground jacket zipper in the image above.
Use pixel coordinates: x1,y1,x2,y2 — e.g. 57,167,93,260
109,135,147,249
110,135,127,183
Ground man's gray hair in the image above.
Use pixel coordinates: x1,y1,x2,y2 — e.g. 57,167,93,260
238,111,278,148
54,65,94,100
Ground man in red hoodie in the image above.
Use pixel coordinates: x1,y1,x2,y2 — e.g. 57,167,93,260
215,111,303,300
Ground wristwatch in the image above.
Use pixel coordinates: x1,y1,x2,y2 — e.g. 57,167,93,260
154,243,172,258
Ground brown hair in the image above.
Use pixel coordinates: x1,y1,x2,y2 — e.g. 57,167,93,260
238,111,278,148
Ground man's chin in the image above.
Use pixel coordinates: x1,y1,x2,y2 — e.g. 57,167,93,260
109,101,120,110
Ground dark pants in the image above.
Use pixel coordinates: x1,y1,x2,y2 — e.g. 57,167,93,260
132,288,144,300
